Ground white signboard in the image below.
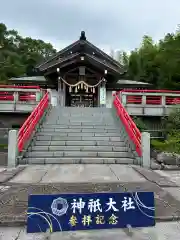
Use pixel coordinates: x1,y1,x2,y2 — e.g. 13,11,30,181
100,87,106,105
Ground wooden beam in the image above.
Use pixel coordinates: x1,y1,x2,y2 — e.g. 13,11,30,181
66,73,97,78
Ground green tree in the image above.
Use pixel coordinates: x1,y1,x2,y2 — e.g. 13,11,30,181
0,22,57,82
151,107,180,153
125,28,180,90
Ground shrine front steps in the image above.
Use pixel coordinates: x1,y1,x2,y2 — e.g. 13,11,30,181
21,107,135,165
23,137,134,164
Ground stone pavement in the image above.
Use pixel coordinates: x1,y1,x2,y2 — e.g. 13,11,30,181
0,164,179,239
155,170,180,186
9,164,146,183
0,221,180,239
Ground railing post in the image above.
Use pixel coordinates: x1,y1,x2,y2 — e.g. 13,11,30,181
161,95,166,106
8,130,18,168
141,132,151,168
121,94,126,105
36,90,41,101
142,95,146,105
161,95,166,115
47,89,52,106
13,91,19,102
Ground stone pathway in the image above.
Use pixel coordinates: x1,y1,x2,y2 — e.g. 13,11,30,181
0,181,180,225
0,222,180,239
0,165,179,239
155,170,180,186
9,164,146,183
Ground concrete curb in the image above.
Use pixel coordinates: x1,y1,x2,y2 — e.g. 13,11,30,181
0,166,26,183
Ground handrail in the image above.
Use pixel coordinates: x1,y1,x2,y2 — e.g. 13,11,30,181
118,89,180,105
113,93,142,156
118,89,180,94
0,85,40,89
0,95,36,101
18,92,49,152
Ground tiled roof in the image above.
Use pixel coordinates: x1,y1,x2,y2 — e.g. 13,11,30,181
117,79,151,85
9,76,46,82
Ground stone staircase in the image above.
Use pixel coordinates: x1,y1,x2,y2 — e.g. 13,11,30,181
22,107,135,164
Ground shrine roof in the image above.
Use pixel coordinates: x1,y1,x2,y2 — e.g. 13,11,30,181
117,80,151,85
9,76,46,82
36,31,125,75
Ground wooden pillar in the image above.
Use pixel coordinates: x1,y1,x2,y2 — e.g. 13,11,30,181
97,85,100,107
62,82,66,106
99,79,106,107
58,77,66,106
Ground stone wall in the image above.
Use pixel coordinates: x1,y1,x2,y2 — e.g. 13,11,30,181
0,113,29,147
0,128,8,146
0,113,29,128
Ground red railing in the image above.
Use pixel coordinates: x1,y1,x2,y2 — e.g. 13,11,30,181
113,93,142,157
0,85,41,102
18,92,49,152
0,85,40,89
113,89,180,157
119,89,180,105
0,93,36,101
120,89,180,93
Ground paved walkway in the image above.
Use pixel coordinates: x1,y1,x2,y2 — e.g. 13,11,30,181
0,221,180,239
9,164,146,183
0,165,179,239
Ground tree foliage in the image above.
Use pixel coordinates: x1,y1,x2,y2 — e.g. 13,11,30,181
133,117,147,132
151,107,180,153
127,31,180,89
0,23,57,82
126,27,180,153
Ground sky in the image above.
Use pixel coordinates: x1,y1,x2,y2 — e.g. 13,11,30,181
1,0,180,54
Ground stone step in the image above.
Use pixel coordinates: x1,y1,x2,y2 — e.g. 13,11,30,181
25,151,133,158
36,132,121,137
50,113,113,116
49,110,112,114
53,116,109,118
53,106,111,110
42,124,119,130
45,122,116,126
21,157,134,164
46,120,115,124
36,136,122,141
23,107,136,166
47,117,114,120
31,145,128,152
34,140,125,146
50,115,114,117
41,128,120,133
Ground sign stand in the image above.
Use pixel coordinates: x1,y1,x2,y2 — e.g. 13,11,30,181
125,224,134,237
43,225,134,239
43,228,51,240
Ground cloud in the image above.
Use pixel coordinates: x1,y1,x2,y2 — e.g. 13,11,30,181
1,0,180,52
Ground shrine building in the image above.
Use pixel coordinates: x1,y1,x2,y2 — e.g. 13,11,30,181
9,31,151,108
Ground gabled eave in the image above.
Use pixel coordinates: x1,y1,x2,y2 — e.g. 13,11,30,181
85,54,123,75
39,53,80,72
85,40,124,70
36,40,80,69
39,51,123,77
36,32,125,73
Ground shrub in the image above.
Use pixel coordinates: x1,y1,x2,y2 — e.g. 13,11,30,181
133,117,147,132
0,144,7,150
152,107,180,153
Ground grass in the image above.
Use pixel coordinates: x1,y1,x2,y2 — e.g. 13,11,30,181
0,144,8,150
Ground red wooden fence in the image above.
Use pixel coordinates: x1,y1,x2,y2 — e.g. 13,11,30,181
0,85,41,102
113,93,142,157
18,92,49,152
118,89,180,105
